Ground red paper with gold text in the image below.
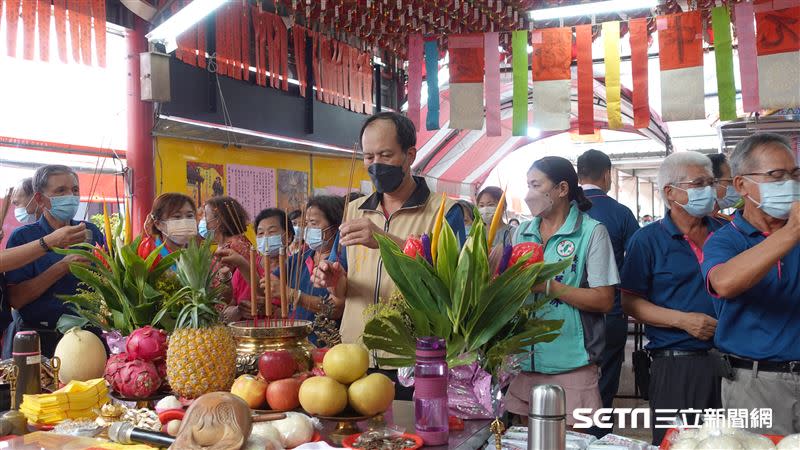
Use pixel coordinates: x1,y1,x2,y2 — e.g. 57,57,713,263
576,24,594,135
630,18,650,128
658,11,703,71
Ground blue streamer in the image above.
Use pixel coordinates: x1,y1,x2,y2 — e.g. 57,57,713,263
424,40,440,130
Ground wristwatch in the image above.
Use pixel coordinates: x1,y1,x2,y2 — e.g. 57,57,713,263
39,237,51,252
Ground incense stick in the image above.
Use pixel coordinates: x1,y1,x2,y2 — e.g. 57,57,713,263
279,212,290,322
263,255,272,321
337,145,359,259
0,188,13,227
224,201,248,241
249,247,258,322
292,207,307,310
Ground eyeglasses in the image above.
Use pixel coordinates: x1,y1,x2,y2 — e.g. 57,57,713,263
741,168,800,182
673,177,717,188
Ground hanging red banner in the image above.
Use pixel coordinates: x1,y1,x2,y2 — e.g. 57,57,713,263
54,0,68,62
78,0,93,65
5,0,21,57
576,24,594,135
448,33,485,130
294,26,308,97
91,0,105,67
197,19,206,69
658,11,705,121
630,18,650,128
279,18,288,91
253,8,267,86
215,4,228,76
241,5,250,79
38,0,52,61
21,0,37,60
231,2,242,80
754,0,800,109
407,33,424,130
68,0,82,63
313,32,322,101
531,27,572,131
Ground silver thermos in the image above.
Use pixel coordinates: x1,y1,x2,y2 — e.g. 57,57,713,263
528,384,566,450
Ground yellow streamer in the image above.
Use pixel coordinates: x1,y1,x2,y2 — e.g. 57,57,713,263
102,202,113,257
486,190,507,249
430,193,447,263
603,21,622,129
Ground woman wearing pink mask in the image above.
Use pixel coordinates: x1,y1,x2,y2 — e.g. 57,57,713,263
506,156,618,427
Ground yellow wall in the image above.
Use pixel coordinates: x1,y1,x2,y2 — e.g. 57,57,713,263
154,137,370,237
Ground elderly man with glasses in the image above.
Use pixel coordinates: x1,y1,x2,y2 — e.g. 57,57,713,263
702,133,800,436
619,151,727,445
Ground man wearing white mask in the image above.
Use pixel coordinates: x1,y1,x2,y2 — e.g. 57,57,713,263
619,152,726,445
476,186,513,247
703,133,800,436
5,165,104,357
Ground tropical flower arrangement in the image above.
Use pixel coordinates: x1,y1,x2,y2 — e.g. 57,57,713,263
362,195,570,417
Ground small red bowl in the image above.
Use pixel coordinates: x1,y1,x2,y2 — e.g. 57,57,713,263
343,432,423,450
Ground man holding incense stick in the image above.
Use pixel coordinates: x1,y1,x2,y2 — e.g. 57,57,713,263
312,112,465,393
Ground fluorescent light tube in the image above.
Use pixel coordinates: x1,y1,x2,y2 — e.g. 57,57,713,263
529,0,658,21
146,0,226,52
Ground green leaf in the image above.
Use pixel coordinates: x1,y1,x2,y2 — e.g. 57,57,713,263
55,314,89,334
374,356,415,367
435,221,459,291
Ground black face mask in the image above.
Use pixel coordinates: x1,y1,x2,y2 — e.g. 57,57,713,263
368,163,405,194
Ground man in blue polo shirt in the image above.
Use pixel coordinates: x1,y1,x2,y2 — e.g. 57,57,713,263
5,165,104,357
620,152,725,445
577,149,639,414
703,133,800,436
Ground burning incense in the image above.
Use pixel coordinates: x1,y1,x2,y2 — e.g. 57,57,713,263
249,247,258,320
292,207,307,309
279,246,288,320
263,255,272,319
1,188,13,227
337,145,359,259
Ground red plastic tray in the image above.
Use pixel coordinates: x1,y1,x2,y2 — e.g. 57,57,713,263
659,428,784,449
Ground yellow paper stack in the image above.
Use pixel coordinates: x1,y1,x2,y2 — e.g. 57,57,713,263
20,378,109,425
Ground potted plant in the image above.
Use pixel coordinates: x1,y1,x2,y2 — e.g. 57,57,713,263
362,198,569,419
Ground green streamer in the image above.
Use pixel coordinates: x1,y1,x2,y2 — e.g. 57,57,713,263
512,31,529,136
712,7,736,121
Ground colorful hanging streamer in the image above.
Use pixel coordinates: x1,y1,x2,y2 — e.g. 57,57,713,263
407,33,423,131
755,2,800,109
449,34,485,130
38,0,52,61
5,0,21,58
603,21,622,129
21,0,36,61
658,11,705,121
576,24,594,135
424,39,440,130
711,6,737,121
629,18,650,129
511,30,528,136
484,32,501,137
531,27,572,131
734,1,759,113
92,0,106,67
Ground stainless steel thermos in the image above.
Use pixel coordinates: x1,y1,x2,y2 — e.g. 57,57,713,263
12,331,41,408
528,384,566,450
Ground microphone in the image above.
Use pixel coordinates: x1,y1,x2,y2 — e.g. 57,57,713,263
108,421,176,447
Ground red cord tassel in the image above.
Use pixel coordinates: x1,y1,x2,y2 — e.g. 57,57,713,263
231,2,241,79
293,26,307,97
241,5,250,80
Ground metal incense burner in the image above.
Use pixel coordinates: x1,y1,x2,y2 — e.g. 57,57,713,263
228,320,314,376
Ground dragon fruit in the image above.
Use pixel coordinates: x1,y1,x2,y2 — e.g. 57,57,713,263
115,360,161,399
126,326,168,362
104,353,130,387
155,359,169,390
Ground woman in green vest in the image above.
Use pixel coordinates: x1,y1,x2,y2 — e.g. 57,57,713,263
506,156,619,426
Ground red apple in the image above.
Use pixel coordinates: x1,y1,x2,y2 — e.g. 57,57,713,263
230,374,268,409
312,366,326,377
294,371,312,383
259,350,298,381
266,378,301,411
312,348,329,368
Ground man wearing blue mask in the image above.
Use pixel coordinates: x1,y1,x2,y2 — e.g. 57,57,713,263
312,112,465,399
703,133,800,436
4,165,104,357
619,151,726,445
708,153,740,221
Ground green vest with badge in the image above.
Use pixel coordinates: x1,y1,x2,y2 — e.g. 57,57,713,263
514,202,600,374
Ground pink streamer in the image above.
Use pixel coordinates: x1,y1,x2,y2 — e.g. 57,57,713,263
484,32,501,137
407,34,424,132
735,1,760,113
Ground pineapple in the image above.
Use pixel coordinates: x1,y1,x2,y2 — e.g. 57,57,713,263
154,235,237,399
